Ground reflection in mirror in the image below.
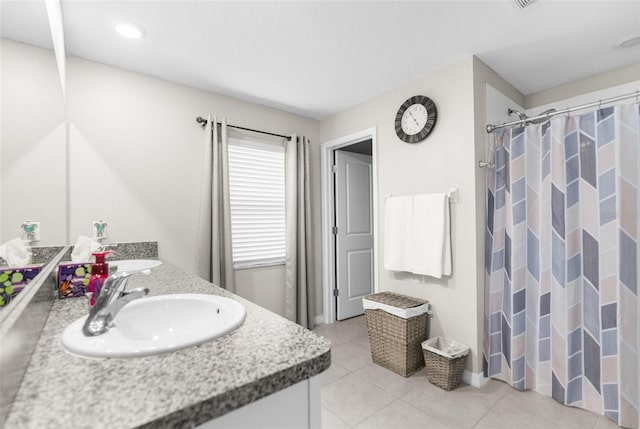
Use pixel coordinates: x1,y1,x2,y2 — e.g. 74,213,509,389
0,245,70,423
0,245,65,308
0,0,67,251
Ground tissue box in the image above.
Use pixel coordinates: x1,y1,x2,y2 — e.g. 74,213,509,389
58,262,93,299
0,265,44,307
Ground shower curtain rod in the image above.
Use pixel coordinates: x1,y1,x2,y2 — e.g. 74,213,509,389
195,116,292,140
486,90,640,133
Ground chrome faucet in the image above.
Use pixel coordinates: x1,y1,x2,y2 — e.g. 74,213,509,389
82,271,150,336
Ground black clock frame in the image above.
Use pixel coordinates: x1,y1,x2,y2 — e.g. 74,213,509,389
394,95,437,143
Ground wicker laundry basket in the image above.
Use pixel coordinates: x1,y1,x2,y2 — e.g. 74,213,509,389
422,336,469,391
363,292,430,377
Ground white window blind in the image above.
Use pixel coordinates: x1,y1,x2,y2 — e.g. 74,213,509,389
228,137,286,268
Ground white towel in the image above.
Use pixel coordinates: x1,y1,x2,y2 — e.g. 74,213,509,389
410,193,451,278
383,196,414,272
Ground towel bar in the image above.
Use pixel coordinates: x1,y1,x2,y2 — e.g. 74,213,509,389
385,190,458,204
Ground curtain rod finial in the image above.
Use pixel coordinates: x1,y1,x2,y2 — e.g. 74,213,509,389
196,116,207,127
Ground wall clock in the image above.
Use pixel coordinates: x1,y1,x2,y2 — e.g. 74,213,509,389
394,95,437,143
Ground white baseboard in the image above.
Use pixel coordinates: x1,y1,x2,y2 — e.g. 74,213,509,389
463,370,489,388
314,315,325,326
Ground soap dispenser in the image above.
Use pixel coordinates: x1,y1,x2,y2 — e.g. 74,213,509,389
88,251,113,307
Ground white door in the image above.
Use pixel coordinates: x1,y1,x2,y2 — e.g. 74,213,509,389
335,150,374,320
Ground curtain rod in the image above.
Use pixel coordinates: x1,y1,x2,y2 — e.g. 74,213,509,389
195,116,291,140
486,90,640,133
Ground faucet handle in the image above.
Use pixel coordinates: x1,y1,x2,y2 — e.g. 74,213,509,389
98,243,116,253
118,287,150,301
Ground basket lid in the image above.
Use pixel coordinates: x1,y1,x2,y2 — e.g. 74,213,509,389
364,291,427,309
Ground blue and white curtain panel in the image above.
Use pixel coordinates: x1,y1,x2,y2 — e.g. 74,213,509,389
484,102,639,428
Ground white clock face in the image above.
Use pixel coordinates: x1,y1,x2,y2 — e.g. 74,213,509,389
400,103,429,136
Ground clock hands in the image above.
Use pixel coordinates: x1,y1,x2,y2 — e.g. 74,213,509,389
408,111,421,127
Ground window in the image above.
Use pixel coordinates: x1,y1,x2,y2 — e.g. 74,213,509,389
228,137,286,268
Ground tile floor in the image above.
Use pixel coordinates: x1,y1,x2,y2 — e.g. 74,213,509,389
313,316,620,429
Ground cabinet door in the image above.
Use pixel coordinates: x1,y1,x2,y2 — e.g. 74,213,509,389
197,376,321,429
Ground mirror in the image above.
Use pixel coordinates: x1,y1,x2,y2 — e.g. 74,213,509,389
0,4,68,416
0,0,67,250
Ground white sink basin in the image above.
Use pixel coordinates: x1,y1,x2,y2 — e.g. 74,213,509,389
111,259,162,273
61,294,246,358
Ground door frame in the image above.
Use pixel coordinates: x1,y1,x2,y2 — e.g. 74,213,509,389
320,127,379,325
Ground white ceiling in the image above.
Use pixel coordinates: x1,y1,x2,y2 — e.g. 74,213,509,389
2,1,639,120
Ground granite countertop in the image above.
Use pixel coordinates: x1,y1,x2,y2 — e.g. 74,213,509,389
5,263,331,428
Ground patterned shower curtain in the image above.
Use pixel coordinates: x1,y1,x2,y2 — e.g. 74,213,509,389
484,102,639,427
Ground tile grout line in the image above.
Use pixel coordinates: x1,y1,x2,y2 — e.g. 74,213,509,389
352,392,410,428
321,366,351,389
348,396,400,428
469,385,511,429
397,392,472,429
323,364,398,428
321,351,365,428
396,397,449,427
322,405,353,429
591,414,604,429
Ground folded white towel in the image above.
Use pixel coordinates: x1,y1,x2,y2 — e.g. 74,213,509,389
410,193,451,278
384,196,414,272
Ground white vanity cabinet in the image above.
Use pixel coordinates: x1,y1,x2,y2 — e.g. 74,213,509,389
198,375,321,429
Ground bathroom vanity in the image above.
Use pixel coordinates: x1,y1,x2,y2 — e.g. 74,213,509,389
4,262,330,428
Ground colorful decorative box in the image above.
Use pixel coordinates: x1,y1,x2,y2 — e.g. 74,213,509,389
58,262,92,299
0,265,44,307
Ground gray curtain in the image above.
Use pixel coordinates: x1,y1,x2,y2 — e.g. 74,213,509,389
195,115,235,293
285,134,314,329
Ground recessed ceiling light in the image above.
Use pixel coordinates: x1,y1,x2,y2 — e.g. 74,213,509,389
614,33,640,49
115,22,145,39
